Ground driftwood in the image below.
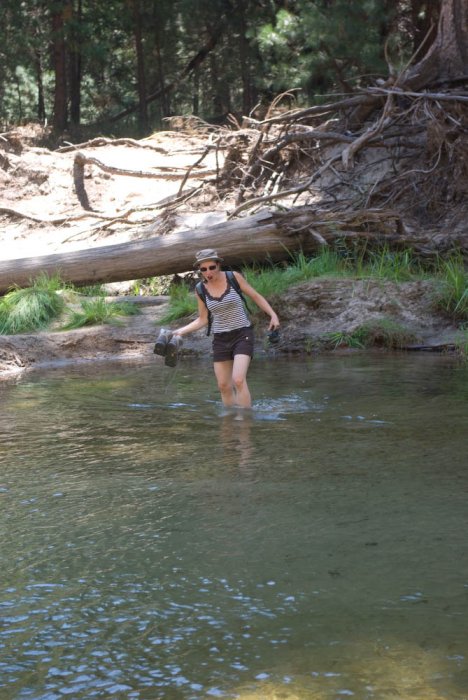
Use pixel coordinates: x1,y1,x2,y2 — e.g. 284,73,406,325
1,207,466,295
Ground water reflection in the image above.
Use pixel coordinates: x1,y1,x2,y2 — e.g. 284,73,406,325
0,355,467,699
219,411,254,474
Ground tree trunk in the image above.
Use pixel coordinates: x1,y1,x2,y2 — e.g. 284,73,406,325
402,0,468,88
51,1,70,132
69,0,83,128
33,47,46,122
0,208,466,295
0,211,303,293
105,26,221,124
129,0,149,135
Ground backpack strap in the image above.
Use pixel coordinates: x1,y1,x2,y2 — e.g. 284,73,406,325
195,280,213,336
196,271,250,336
225,271,252,313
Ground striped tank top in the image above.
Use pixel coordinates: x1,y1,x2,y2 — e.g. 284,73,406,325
204,278,250,334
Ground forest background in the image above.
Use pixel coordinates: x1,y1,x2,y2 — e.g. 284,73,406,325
0,0,446,138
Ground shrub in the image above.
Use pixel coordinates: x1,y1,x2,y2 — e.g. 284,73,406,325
0,274,65,334
61,298,140,329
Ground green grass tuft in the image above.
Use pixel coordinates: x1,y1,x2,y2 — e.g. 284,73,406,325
61,298,140,330
0,274,65,334
325,318,419,350
433,256,468,319
159,284,198,323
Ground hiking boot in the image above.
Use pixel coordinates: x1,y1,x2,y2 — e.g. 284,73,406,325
267,329,280,345
153,328,173,356
164,335,183,367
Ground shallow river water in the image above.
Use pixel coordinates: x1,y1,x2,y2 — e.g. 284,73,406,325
1,354,467,700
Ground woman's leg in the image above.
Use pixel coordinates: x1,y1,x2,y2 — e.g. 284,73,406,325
232,354,252,408
213,360,235,406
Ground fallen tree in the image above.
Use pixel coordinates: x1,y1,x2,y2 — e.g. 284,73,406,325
1,207,466,295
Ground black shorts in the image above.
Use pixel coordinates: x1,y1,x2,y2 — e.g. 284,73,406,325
212,326,254,362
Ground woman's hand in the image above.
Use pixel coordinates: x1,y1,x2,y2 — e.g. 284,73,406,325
268,313,280,330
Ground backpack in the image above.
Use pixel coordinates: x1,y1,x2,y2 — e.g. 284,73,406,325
196,270,251,336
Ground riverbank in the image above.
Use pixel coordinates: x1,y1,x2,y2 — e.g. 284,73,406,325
0,277,462,378
0,127,464,378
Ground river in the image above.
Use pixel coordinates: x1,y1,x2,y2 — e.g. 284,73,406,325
1,354,467,699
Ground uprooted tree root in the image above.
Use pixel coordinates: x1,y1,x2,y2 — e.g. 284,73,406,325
211,86,468,253
1,84,467,262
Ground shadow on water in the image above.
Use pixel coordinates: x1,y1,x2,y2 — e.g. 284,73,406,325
0,354,467,699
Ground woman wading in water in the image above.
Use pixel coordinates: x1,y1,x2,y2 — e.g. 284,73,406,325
155,249,280,409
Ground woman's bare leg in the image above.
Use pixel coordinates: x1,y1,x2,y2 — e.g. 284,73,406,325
232,354,252,408
214,360,235,406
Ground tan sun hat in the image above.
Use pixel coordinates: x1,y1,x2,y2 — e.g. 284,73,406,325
193,249,224,268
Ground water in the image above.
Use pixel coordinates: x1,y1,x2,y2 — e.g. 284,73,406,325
0,354,467,700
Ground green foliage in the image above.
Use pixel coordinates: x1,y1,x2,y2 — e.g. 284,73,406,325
354,246,426,282
433,256,468,319
256,0,392,98
61,297,140,330
161,247,432,323
0,274,65,334
159,284,198,323
244,249,349,299
326,319,419,350
0,0,415,132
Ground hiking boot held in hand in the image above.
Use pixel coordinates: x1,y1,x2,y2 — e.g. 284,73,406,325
164,335,183,367
153,328,173,356
267,329,280,345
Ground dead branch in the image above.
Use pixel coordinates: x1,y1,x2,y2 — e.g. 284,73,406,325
257,95,373,126
228,153,343,218
365,86,468,104
1,186,205,228
57,137,167,153
177,146,212,195
341,92,396,169
73,151,215,180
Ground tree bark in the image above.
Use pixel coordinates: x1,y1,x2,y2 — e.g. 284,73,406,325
129,0,149,135
69,0,83,128
0,211,302,293
402,0,468,89
0,208,465,295
51,1,71,132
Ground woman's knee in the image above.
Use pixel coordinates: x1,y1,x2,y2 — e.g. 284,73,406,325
217,376,233,393
232,373,247,391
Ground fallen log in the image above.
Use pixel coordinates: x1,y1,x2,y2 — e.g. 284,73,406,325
0,207,465,294
0,210,312,293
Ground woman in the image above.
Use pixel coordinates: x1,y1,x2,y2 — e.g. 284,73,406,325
170,249,280,409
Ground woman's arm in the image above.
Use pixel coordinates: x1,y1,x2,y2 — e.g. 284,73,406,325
234,272,280,330
172,293,209,336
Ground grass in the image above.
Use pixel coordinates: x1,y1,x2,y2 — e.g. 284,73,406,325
159,284,199,323
160,247,430,322
1,249,465,344
433,255,468,319
355,246,427,282
0,274,65,334
325,319,420,350
243,250,349,301
61,298,140,330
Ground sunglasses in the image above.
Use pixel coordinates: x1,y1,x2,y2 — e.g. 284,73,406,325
199,264,217,272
